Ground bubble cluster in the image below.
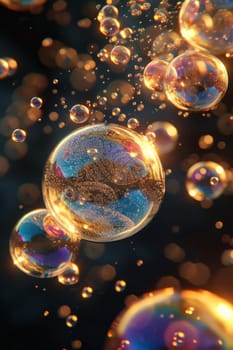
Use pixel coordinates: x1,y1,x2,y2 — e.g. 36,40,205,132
105,288,233,350
9,209,74,278
42,123,165,242
179,0,233,55
164,51,228,111
186,161,227,201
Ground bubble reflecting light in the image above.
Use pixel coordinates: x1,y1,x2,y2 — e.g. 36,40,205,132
42,123,165,242
146,121,178,155
105,288,233,350
179,0,233,55
186,161,227,201
164,51,228,112
10,209,74,278
0,0,46,11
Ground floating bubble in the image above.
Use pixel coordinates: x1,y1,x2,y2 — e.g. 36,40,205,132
164,51,228,111
97,5,119,22
9,209,74,278
66,314,78,328
127,118,139,129
105,288,233,350
11,128,27,143
110,46,131,65
115,280,126,292
42,123,165,242
82,286,93,299
30,96,43,109
3,57,18,76
0,58,9,79
143,60,168,92
58,262,80,285
179,0,233,55
69,104,89,124
100,18,120,37
146,121,178,155
151,31,185,61
0,0,47,11
186,161,227,201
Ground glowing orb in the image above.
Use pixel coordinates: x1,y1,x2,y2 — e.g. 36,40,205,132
42,123,165,242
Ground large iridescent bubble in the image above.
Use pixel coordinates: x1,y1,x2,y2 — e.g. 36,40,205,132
10,209,75,278
42,123,165,242
179,0,233,55
186,161,227,201
104,288,233,350
164,50,228,111
0,0,46,11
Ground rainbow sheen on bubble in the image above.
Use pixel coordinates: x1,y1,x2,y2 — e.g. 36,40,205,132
100,17,120,37
179,0,233,55
0,0,46,11
10,209,74,278
97,5,119,22
104,288,233,350
146,121,178,154
42,123,165,242
143,60,168,92
186,161,227,201
110,45,131,65
164,51,228,111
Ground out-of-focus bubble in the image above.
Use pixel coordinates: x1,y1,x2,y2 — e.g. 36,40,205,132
57,305,71,318
217,113,233,135
186,161,227,201
71,339,82,349
42,123,165,242
179,261,211,286
0,156,10,177
9,209,74,278
69,104,89,124
106,80,135,106
127,117,139,129
115,279,126,292
153,7,168,23
81,286,93,298
164,51,228,111
179,0,233,55
17,183,41,206
0,0,47,11
100,17,120,37
222,249,233,266
3,57,18,76
58,262,79,285
110,45,131,65
30,96,43,109
143,60,168,92
66,314,78,328
11,128,27,143
150,30,186,61
4,139,28,160
0,58,9,79
55,47,78,69
146,121,178,155
104,288,233,350
198,134,214,149
97,5,119,22
164,243,185,263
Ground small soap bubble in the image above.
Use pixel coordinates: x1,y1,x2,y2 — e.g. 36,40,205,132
66,314,78,328
69,104,89,124
186,161,227,201
97,5,119,22
30,96,43,109
58,262,79,285
143,60,168,92
81,286,93,299
100,17,120,37
110,45,131,65
127,118,139,129
11,128,27,143
115,279,126,292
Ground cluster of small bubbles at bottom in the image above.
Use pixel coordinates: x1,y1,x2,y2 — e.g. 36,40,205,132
104,288,233,350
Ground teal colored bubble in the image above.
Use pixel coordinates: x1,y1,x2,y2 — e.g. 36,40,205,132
42,123,165,242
